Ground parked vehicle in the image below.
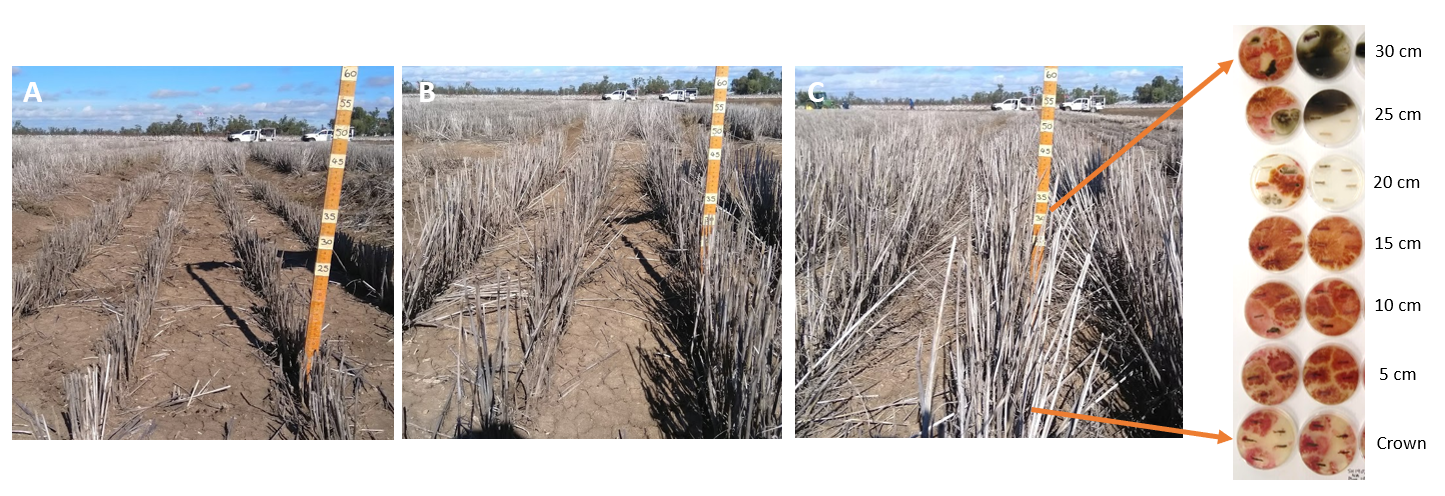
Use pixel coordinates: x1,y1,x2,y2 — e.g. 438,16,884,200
227,128,276,142
603,89,638,101
661,89,696,102
302,129,333,142
1060,95,1106,112
991,98,1035,111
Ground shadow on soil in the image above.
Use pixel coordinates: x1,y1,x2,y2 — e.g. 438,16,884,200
186,262,270,352
455,425,524,439
276,240,392,315
624,230,720,439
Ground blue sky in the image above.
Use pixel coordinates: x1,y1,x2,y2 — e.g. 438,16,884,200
402,66,782,88
12,66,394,130
795,66,1184,99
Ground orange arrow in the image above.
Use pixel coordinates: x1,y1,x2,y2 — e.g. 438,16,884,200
1050,60,1232,211
1030,407,1233,444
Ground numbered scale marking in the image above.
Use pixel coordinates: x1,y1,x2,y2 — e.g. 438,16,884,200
1030,66,1059,281
303,66,358,380
699,66,729,267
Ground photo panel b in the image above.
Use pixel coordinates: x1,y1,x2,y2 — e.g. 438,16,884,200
400,66,783,439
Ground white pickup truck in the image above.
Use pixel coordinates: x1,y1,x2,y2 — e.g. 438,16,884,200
227,128,276,142
660,89,697,102
1060,96,1106,112
603,89,638,101
303,129,333,142
991,98,1035,111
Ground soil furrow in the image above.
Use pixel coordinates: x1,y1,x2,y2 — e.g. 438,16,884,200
524,152,669,439
217,174,395,439
10,190,168,438
125,177,278,439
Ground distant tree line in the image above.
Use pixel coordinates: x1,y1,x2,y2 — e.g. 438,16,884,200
332,107,394,136
13,108,394,136
404,68,781,96
1132,76,1184,104
729,68,783,95
798,74,1184,106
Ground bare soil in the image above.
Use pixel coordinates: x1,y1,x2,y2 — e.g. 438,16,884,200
12,158,393,440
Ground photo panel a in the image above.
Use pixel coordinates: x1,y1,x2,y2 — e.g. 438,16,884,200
11,66,396,440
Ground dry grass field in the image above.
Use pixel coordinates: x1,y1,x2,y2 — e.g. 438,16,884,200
401,96,782,439
796,109,1183,438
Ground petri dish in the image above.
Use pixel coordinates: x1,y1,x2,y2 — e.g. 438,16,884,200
1246,87,1301,143
1297,25,1353,80
1251,154,1306,210
1306,278,1361,336
1300,411,1357,475
1355,32,1366,78
1308,216,1363,271
1304,89,1361,147
1250,216,1305,271
1239,27,1294,81
1245,281,1301,338
1238,407,1297,470
1309,155,1364,211
1303,344,1360,405
1242,344,1299,405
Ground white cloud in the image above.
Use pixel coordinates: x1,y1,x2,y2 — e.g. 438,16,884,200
231,83,253,91
402,66,760,89
13,102,171,123
149,89,198,99
117,103,167,112
1111,69,1145,79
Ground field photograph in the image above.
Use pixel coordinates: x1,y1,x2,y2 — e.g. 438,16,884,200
400,66,782,439
795,66,1185,438
11,66,396,440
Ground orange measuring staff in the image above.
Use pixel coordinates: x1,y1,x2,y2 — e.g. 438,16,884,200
1030,66,1059,282
303,66,358,380
700,66,729,267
